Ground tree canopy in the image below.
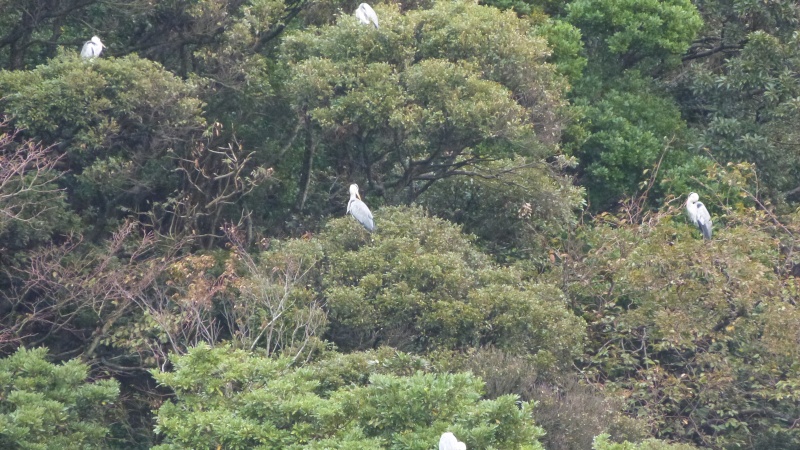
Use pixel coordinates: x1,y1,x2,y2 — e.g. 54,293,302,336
1,0,800,448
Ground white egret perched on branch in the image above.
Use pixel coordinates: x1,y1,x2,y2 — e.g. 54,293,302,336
347,183,374,231
80,36,105,59
355,3,379,28
686,192,712,240
439,432,466,450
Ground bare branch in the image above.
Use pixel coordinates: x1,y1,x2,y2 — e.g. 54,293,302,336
0,120,65,229
220,223,326,359
154,123,273,246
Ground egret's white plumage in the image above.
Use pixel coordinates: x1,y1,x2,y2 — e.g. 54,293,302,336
355,3,379,28
81,36,105,59
439,432,466,450
347,183,374,231
686,192,712,240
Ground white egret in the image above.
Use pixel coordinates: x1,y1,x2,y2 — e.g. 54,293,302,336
80,36,105,59
439,432,466,450
347,183,375,231
355,3,379,28
686,192,712,240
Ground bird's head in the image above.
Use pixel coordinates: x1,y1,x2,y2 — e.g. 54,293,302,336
349,183,361,200
91,36,105,48
687,192,699,204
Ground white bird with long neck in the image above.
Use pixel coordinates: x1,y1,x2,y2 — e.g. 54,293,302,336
355,3,379,28
686,192,712,240
80,36,106,59
439,432,466,450
347,183,374,232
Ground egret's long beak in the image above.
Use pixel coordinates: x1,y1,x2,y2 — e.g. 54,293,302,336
356,192,362,201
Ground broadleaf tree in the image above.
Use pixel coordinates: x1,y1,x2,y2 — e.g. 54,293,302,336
277,0,571,217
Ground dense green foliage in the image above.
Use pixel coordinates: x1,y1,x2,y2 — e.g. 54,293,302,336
0,347,119,449
566,210,800,447
152,344,544,449
0,54,205,236
322,207,585,363
1,0,800,448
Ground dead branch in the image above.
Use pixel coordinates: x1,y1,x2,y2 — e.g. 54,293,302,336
0,120,65,229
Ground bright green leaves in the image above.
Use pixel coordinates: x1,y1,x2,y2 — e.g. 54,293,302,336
0,347,119,449
153,345,320,449
559,0,701,208
274,0,580,263
335,372,544,450
153,344,545,449
560,0,700,209
575,73,687,208
534,18,587,82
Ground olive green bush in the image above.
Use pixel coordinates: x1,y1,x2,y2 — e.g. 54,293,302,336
320,206,585,369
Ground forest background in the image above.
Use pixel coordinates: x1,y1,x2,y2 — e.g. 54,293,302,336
1,0,800,448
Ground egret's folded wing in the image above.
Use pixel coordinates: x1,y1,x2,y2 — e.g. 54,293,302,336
349,199,374,231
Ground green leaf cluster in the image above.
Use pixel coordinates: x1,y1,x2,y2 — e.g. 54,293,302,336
321,206,585,367
0,54,205,233
152,343,545,449
0,347,119,449
567,207,800,447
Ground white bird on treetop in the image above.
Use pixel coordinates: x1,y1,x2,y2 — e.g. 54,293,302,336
81,36,105,59
355,3,379,28
347,183,375,232
439,432,466,450
686,192,712,240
